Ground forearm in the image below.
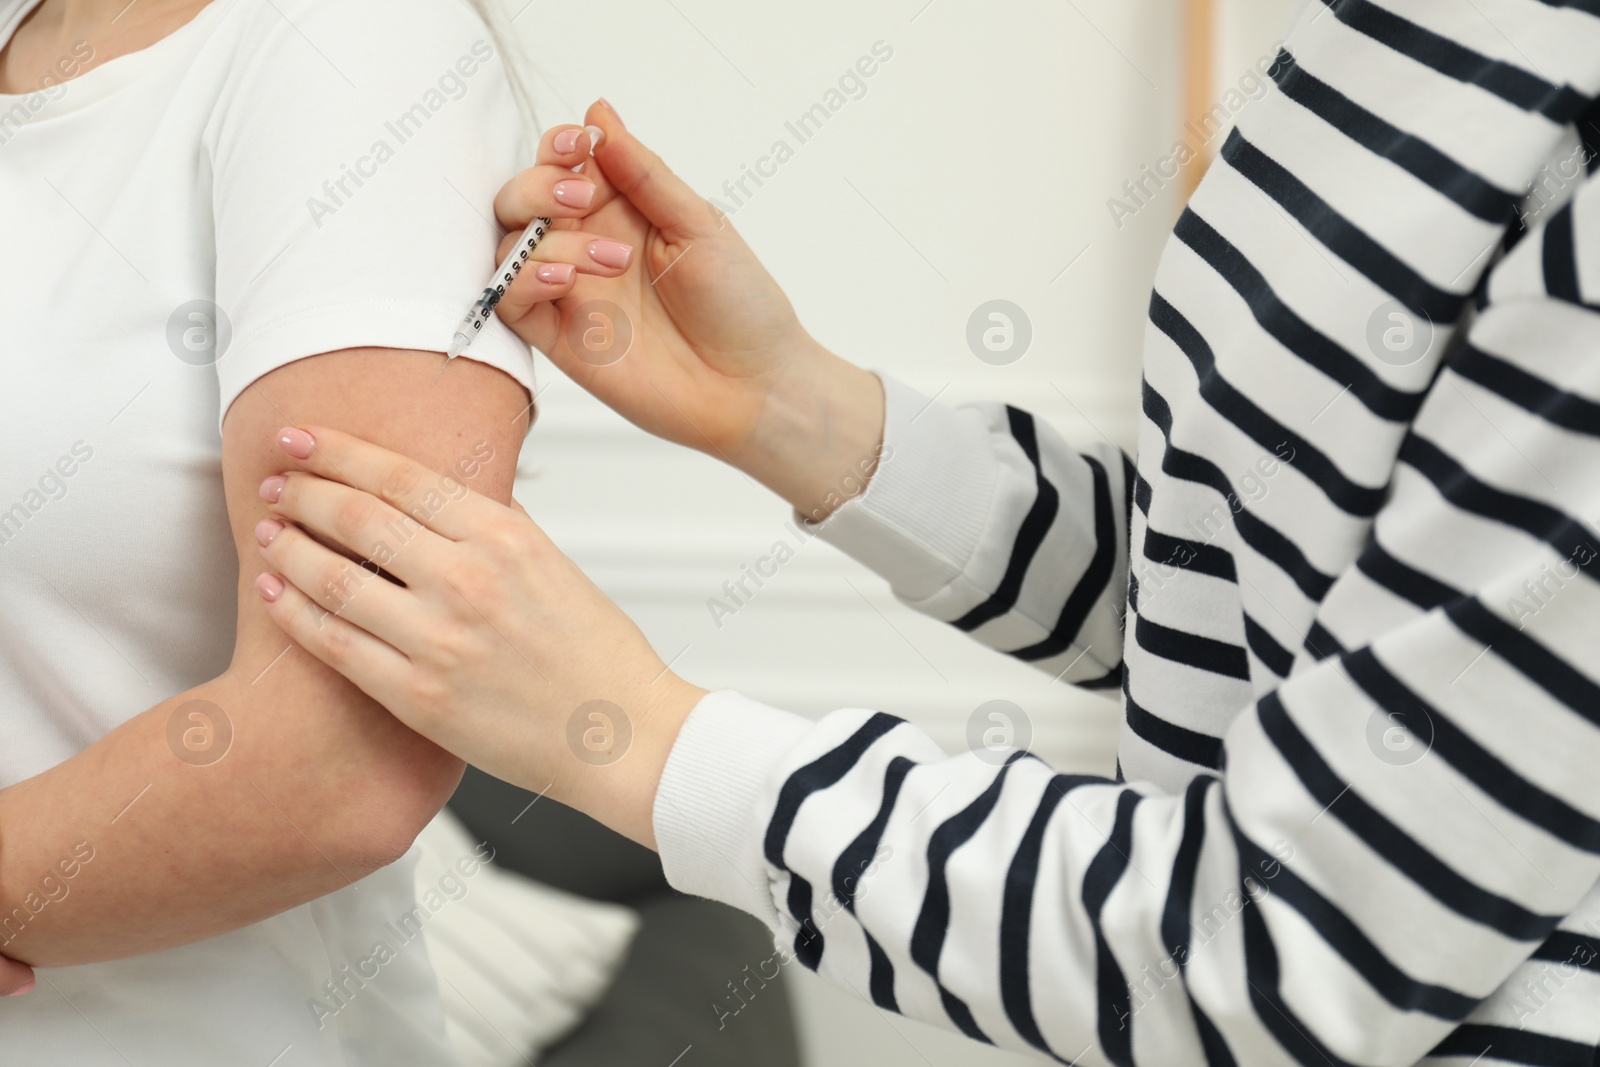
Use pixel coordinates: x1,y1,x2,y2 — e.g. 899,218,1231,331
733,338,887,522
546,676,707,852
0,659,460,967
656,672,1600,1064
755,370,1130,684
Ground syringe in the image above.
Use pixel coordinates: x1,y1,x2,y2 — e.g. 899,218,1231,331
444,214,554,362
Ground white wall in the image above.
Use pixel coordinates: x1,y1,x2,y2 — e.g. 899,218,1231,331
492,2,1223,1064
1216,0,1302,101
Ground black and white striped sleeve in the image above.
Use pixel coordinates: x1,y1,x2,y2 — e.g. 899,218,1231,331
654,569,1600,1063
653,299,1600,1062
801,373,1135,690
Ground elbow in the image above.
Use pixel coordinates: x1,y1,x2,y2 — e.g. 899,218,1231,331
213,662,467,875
323,745,465,873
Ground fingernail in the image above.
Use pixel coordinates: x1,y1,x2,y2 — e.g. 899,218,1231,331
587,240,633,270
599,98,621,123
254,518,283,547
553,179,595,209
255,574,284,602
585,125,604,151
259,475,285,503
6,978,34,997
536,262,576,285
278,427,315,460
553,127,582,154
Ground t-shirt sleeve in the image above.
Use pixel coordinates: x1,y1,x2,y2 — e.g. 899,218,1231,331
203,0,536,432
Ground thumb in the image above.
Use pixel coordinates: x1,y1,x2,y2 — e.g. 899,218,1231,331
583,100,720,242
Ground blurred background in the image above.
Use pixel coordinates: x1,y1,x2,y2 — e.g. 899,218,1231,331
493,0,1296,1062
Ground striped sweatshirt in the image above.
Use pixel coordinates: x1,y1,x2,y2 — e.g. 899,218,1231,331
650,1,1600,1063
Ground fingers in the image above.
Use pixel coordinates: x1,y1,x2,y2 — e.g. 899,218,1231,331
260,469,447,584
491,162,601,230
496,122,624,228
499,117,615,230
487,231,580,318
494,228,634,277
534,122,599,170
255,568,412,704
254,519,423,650
584,99,719,242
493,230,635,325
538,115,627,202
0,957,35,998
267,426,508,542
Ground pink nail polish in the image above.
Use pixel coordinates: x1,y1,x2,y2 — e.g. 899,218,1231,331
587,240,633,270
278,427,314,459
6,978,35,997
553,128,582,154
254,518,283,546
259,475,286,503
255,574,284,602
536,262,576,285
553,180,595,209
599,98,623,126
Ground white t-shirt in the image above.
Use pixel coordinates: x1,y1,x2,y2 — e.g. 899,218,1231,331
0,0,536,1062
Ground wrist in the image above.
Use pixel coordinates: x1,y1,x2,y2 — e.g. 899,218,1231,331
737,339,886,522
551,674,707,851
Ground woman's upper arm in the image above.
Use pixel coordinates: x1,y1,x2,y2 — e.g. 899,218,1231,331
205,0,538,859
218,345,531,858
0,348,530,968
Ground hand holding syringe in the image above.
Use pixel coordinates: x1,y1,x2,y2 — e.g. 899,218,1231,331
442,118,635,366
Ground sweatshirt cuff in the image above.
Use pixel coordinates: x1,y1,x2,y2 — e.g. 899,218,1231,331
803,373,1000,603
652,690,816,923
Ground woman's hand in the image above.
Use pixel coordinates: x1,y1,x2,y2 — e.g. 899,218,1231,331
497,101,886,522
251,426,707,849
0,955,34,998
479,119,644,320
